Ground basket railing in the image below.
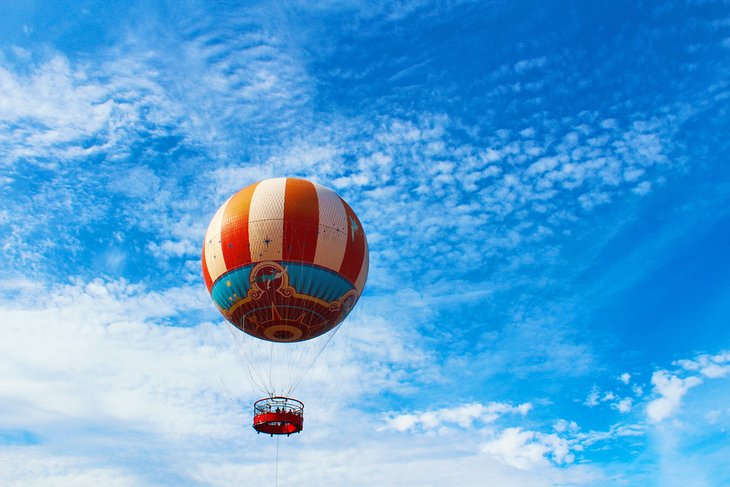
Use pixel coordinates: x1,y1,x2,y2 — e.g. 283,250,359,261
253,396,304,416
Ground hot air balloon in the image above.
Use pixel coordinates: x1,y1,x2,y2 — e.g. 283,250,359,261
202,177,368,435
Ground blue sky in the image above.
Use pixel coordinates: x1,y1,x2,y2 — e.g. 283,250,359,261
1,1,729,485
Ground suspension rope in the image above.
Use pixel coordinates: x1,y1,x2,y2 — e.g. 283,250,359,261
275,436,280,487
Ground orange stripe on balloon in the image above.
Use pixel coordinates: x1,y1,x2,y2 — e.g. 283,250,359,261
338,197,366,285
283,178,319,262
221,182,259,270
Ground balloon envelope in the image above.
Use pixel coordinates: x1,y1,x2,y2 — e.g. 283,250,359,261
202,177,368,342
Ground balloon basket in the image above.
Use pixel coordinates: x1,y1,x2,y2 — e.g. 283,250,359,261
253,396,304,436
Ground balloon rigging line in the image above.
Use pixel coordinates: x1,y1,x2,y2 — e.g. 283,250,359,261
227,322,268,395
268,342,272,395
215,364,234,402
287,322,342,395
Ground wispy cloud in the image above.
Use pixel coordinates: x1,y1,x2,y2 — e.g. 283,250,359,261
382,397,645,473
0,56,125,165
0,447,143,487
382,401,532,432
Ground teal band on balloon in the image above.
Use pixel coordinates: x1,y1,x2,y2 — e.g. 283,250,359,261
211,261,355,311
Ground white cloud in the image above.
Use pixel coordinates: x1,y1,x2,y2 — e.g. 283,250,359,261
614,397,633,414
0,276,434,440
190,431,603,487
0,279,246,440
553,419,579,433
584,386,600,407
675,353,730,379
382,400,645,474
382,401,532,432
633,180,652,195
0,54,169,166
0,25,687,295
584,385,634,413
645,351,730,423
147,239,199,259
580,351,729,424
576,423,645,448
481,427,573,470
0,276,604,487
0,448,143,487
514,57,548,73
0,58,107,160
646,371,702,423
